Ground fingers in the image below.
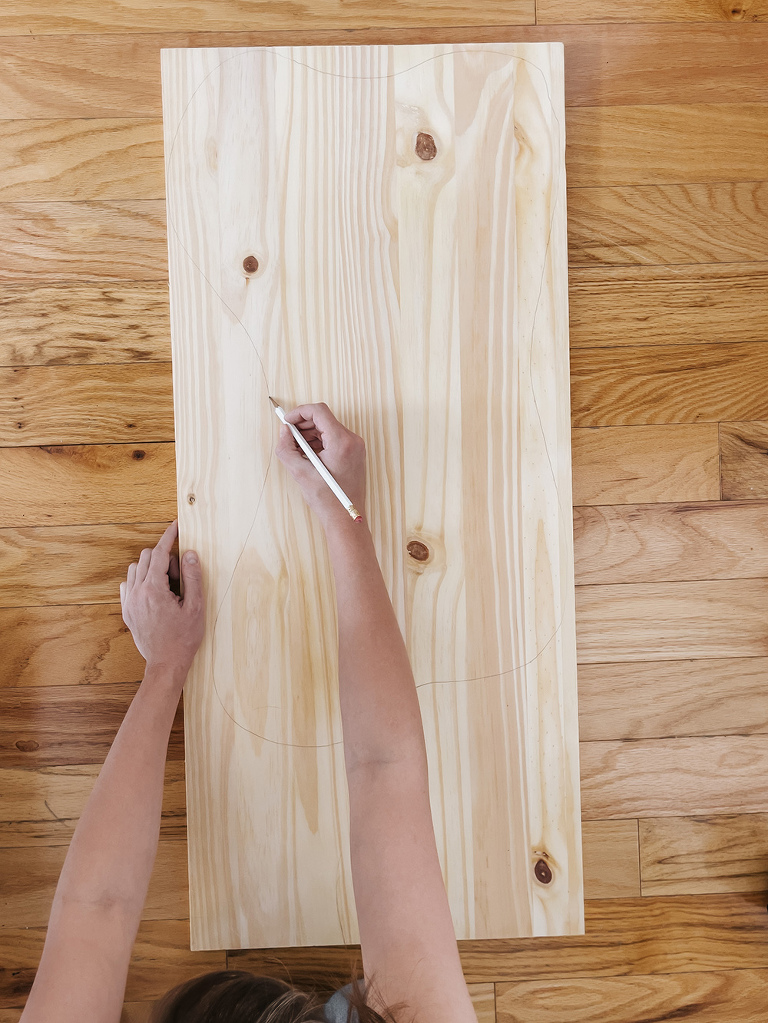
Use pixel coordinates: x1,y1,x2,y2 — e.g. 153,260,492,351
275,424,316,480
284,402,340,435
135,547,153,585
150,519,179,578
119,581,126,605
180,549,203,612
127,562,137,591
169,553,180,582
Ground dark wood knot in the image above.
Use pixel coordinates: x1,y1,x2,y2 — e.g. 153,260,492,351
16,739,40,753
243,255,259,274
132,449,146,460
187,494,196,505
407,540,430,562
534,858,553,884
415,132,437,161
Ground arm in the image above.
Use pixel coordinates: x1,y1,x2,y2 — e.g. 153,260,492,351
276,405,476,1022
21,521,204,1023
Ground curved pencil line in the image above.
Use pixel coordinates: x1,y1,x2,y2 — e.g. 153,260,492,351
166,46,566,749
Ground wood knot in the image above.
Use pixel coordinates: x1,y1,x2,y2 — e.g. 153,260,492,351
132,449,146,460
187,493,196,505
407,540,430,562
16,739,40,753
534,858,553,885
415,132,437,161
243,255,259,274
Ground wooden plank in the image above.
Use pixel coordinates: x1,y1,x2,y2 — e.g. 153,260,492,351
567,104,768,188
121,1006,155,1023
538,0,768,22
0,118,164,201
0,283,171,366
574,501,768,585
580,735,768,819
0,0,535,35
0,839,188,927
578,657,768,740
496,970,768,1023
0,365,173,446
0,682,184,768
571,425,719,506
233,894,768,984
0,603,145,689
581,820,640,899
575,579,768,663
0,522,169,607
569,263,768,348
720,421,768,499
568,182,768,266
165,43,580,949
571,343,768,427
0,919,225,1008
0,762,185,847
0,443,176,527
640,814,768,896
2,26,768,120
0,201,167,282
469,985,496,1023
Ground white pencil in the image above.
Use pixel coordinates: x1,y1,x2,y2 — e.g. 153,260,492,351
270,397,363,523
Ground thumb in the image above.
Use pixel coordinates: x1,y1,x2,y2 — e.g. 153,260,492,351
180,550,203,609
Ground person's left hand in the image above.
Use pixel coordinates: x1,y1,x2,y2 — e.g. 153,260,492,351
120,520,204,681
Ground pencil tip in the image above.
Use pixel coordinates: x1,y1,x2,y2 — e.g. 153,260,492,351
268,396,278,407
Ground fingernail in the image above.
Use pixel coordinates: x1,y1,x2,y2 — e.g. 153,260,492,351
184,551,198,564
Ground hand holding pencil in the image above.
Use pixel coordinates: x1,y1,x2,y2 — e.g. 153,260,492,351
274,401,366,528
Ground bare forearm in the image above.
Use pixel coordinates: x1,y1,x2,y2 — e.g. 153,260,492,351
325,519,426,771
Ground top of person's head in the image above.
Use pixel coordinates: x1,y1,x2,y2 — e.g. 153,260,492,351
150,970,401,1023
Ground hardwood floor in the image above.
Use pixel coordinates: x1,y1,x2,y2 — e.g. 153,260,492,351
0,3,766,1020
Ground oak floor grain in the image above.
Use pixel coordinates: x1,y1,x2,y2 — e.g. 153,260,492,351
581,820,641,899
538,0,768,22
720,421,768,499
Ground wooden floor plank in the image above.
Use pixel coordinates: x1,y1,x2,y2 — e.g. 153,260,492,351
0,0,535,35
578,657,768,740
0,682,184,768
720,421,768,499
538,0,768,22
0,443,176,527
0,118,164,202
2,26,767,120
568,182,768,266
0,761,185,848
0,365,173,446
569,263,768,348
571,424,719,506
567,104,768,188
640,814,768,896
0,839,188,927
575,579,768,663
496,969,768,1023
581,820,640,899
0,283,171,366
571,342,768,427
581,735,768,819
0,603,145,688
574,501,768,584
0,201,167,282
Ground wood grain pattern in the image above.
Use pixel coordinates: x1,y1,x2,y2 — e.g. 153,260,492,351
0,761,185,848
0,118,164,201
571,425,720,505
0,603,145,688
575,579,768,663
581,820,640,899
573,501,768,584
568,182,768,266
0,201,167,282
567,104,768,187
538,0,768,22
0,443,176,527
571,343,768,427
720,420,768,499
0,522,170,606
640,814,768,896
0,283,171,366
581,735,768,819
0,365,173,446
0,682,184,768
569,263,768,348
164,43,580,949
496,969,768,1023
578,657,768,740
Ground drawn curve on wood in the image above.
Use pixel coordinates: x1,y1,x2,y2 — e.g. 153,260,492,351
165,46,566,749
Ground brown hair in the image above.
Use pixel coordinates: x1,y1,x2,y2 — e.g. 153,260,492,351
150,970,403,1023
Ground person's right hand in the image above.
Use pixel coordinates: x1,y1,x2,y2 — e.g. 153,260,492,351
275,402,366,529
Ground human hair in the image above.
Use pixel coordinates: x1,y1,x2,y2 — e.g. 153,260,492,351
150,969,403,1023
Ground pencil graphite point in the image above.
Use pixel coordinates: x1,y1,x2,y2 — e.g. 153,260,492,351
268,395,279,408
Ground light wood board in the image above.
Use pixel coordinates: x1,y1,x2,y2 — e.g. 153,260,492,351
162,43,580,950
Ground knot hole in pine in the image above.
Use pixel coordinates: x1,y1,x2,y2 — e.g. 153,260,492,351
534,857,553,885
243,255,259,275
415,132,437,161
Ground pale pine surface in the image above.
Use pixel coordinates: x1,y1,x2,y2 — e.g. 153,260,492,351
162,43,580,950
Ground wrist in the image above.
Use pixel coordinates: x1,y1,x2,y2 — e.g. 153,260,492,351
143,660,190,690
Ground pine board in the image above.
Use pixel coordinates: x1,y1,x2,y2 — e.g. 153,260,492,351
163,43,580,950
720,420,768,499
